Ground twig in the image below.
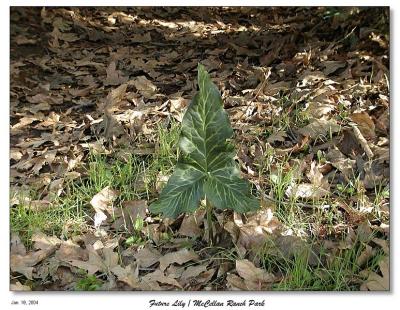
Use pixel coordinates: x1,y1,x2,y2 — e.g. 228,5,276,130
350,124,374,159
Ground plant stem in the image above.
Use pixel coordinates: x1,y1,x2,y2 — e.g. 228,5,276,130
205,197,213,246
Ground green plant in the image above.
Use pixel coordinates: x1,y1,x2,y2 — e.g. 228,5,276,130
149,64,259,243
75,274,102,291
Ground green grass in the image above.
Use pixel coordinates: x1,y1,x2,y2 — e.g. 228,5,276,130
256,234,385,291
10,120,181,248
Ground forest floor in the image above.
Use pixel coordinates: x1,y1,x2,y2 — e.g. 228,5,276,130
10,7,389,291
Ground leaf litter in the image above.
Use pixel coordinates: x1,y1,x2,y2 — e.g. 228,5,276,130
10,7,389,291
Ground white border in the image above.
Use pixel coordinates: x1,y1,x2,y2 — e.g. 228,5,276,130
2,1,398,310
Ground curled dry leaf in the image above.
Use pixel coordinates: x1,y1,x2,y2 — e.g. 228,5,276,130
286,161,330,199
90,186,119,228
360,256,389,291
235,259,276,290
159,248,199,272
325,148,356,180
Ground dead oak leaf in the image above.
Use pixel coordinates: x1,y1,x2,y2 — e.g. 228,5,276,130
298,118,340,139
104,61,129,86
55,240,88,263
128,76,158,99
68,247,118,275
360,256,389,291
141,269,182,289
113,200,147,232
235,259,276,290
11,233,26,256
133,246,161,268
178,210,205,238
110,264,140,289
350,112,376,140
159,248,199,272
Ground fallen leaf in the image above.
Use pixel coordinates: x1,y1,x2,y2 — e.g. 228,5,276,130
141,269,182,289
235,259,276,290
128,76,158,99
104,61,129,86
356,245,375,268
322,60,347,75
371,238,389,254
159,248,199,272
11,233,26,256
350,112,376,140
179,264,208,286
325,148,356,179
32,232,61,250
10,281,31,291
178,210,205,238
298,118,340,139
55,240,88,262
360,256,389,291
113,200,147,231
226,273,248,290
134,246,162,268
90,186,119,228
111,264,140,289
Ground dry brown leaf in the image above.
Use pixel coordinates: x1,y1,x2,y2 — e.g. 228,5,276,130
286,161,330,199
111,264,140,289
11,245,57,280
226,273,248,290
234,209,282,251
298,118,340,139
67,246,119,275
113,200,147,231
361,256,389,291
32,232,61,250
322,60,347,75
128,76,158,99
371,238,389,254
104,61,129,86
11,233,26,256
90,186,119,228
55,240,88,262
10,281,31,291
159,248,199,272
179,265,208,285
325,148,356,179
350,112,376,140
141,269,182,289
236,259,276,290
356,245,375,268
178,210,205,238
134,246,161,268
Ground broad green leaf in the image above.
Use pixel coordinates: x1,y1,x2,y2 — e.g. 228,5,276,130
149,64,258,218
